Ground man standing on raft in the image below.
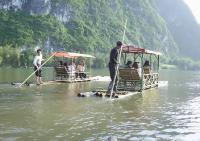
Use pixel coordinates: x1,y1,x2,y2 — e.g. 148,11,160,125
33,49,44,85
107,41,123,94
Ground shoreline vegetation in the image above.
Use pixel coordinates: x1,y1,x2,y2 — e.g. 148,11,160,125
0,44,200,70
0,43,200,71
1,63,200,71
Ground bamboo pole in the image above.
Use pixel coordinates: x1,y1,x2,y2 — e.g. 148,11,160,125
19,52,56,87
109,19,127,99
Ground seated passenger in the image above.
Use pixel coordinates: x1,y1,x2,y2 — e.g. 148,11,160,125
59,60,63,67
125,60,133,68
143,60,151,74
132,62,141,77
63,62,68,71
76,61,86,79
68,62,76,74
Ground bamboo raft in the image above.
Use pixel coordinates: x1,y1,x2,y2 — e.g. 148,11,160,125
11,81,57,87
76,81,168,99
77,89,141,99
11,79,92,87
54,78,91,83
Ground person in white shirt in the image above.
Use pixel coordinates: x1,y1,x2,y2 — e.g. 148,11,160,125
77,61,86,79
132,62,142,77
68,62,76,78
68,62,76,73
33,49,43,85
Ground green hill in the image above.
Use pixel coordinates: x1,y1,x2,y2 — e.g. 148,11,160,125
155,0,200,60
0,0,181,67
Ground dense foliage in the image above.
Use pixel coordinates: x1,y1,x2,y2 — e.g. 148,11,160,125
0,10,74,66
0,0,199,70
0,10,73,48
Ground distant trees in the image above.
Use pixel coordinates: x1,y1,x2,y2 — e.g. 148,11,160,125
161,56,200,70
0,45,21,67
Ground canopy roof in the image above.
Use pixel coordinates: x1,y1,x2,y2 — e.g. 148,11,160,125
122,45,162,56
53,51,95,58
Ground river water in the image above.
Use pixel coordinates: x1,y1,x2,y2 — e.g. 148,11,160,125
0,68,200,141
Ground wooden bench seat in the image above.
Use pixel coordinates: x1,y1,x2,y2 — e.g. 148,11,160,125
54,67,71,80
119,68,141,81
55,67,90,80
118,68,142,91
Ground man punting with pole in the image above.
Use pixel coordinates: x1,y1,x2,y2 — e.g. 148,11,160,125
107,41,123,95
33,49,44,85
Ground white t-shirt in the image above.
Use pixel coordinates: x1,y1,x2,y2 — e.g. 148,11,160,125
137,68,142,77
33,54,43,67
77,65,85,72
68,64,76,73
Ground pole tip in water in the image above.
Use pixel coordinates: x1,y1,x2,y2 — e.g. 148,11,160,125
77,93,82,97
114,95,119,98
77,93,85,97
95,92,102,97
11,82,15,85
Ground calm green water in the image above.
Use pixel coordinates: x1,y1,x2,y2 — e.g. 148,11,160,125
0,68,200,141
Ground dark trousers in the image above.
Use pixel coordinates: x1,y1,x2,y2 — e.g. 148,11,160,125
34,66,42,77
107,63,118,92
79,73,86,79
76,72,86,79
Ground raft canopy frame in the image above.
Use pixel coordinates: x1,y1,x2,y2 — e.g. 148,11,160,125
52,51,95,82
52,51,95,58
118,44,161,92
121,45,162,55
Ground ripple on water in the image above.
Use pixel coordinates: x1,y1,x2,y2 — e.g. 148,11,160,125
137,130,160,136
163,128,193,134
174,133,200,141
185,82,200,89
0,127,33,135
55,133,65,138
0,137,20,141
155,134,173,140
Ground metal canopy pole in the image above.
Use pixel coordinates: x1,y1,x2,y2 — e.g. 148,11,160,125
141,53,144,91
158,55,160,72
53,56,55,81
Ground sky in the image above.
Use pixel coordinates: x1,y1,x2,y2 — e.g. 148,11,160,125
184,0,200,23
